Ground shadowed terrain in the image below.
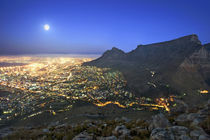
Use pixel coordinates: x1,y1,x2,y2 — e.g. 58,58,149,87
83,35,210,99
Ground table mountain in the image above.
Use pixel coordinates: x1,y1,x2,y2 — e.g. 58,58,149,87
83,34,210,97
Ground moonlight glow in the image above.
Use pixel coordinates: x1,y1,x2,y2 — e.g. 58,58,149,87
44,24,50,31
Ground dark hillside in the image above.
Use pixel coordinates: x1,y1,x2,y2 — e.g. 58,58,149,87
83,35,210,97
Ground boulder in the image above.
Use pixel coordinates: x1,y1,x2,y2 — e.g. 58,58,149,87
199,135,210,140
169,126,190,140
72,132,93,140
149,113,171,130
113,125,130,136
175,113,188,122
42,128,49,133
198,108,209,116
190,127,207,140
169,126,189,136
179,135,192,140
191,118,204,126
150,128,174,140
187,113,199,121
175,112,205,127
98,136,118,140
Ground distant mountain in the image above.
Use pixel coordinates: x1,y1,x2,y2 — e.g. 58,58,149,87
83,34,210,97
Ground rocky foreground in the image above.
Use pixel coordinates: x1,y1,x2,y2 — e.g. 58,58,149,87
1,100,210,140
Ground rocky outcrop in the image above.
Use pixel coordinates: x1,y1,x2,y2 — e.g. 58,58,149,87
72,132,94,140
175,43,210,93
83,47,126,67
113,125,130,136
149,113,171,130
112,125,131,139
100,47,126,60
150,128,175,140
169,126,190,139
175,99,210,128
2,100,210,140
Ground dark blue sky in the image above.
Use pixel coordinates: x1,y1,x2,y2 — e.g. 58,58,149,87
0,0,210,55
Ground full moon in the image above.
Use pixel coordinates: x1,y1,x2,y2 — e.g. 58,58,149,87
44,24,50,31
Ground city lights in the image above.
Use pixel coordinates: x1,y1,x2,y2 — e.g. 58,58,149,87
0,56,173,124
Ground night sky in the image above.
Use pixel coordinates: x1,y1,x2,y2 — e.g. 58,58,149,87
0,0,210,55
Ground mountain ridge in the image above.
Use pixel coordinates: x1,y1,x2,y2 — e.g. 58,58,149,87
83,34,210,97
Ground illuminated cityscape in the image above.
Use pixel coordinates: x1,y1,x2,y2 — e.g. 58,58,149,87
0,56,173,126
0,0,210,139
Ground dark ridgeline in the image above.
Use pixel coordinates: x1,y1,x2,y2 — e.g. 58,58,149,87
83,34,210,97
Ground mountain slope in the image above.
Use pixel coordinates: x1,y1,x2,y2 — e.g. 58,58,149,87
83,35,210,97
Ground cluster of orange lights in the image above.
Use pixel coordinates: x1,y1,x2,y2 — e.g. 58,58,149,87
94,96,175,112
155,98,170,112
94,101,126,108
200,90,209,94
